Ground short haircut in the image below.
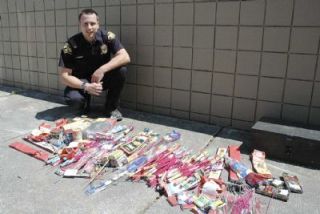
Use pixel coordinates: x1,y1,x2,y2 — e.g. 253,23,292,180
78,9,99,21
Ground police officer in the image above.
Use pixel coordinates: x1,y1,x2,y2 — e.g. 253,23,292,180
59,9,130,121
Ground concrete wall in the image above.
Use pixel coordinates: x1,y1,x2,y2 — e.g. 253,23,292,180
0,0,320,129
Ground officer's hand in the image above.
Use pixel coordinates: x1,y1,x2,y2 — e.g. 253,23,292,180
91,69,104,83
85,82,103,96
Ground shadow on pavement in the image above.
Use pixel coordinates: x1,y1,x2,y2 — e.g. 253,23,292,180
35,105,222,136
1,84,221,136
35,106,78,121
0,85,65,103
121,108,222,136
218,128,253,155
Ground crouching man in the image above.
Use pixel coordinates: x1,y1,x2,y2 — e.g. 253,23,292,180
58,9,130,121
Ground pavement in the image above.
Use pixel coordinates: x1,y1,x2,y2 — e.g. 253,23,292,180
0,85,319,214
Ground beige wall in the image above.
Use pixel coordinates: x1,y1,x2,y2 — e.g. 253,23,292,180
0,0,320,129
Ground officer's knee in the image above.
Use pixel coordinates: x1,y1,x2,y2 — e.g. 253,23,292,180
112,66,127,83
118,66,127,81
65,96,85,109
118,66,127,75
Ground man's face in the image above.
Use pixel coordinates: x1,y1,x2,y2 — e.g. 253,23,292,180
79,13,99,42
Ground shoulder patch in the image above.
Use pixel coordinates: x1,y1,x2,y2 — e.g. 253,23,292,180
107,31,116,41
63,43,72,55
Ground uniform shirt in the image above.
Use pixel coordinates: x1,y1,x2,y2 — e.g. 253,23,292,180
59,29,123,80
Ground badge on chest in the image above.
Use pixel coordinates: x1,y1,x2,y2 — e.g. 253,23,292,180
100,44,108,55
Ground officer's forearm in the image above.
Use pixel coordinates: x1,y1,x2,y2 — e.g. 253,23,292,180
60,72,83,89
99,49,130,73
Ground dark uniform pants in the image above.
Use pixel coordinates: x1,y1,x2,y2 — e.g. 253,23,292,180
64,66,127,112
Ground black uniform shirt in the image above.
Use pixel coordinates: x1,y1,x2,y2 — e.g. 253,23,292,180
59,29,123,79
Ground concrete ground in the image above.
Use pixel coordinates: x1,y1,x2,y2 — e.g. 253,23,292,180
0,85,319,214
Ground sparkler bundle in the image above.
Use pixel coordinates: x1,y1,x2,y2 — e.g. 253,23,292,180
9,117,303,214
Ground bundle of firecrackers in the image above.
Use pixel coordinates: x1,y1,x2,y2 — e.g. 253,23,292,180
9,117,303,214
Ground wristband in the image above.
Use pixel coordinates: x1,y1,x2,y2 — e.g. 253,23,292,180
80,82,87,92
